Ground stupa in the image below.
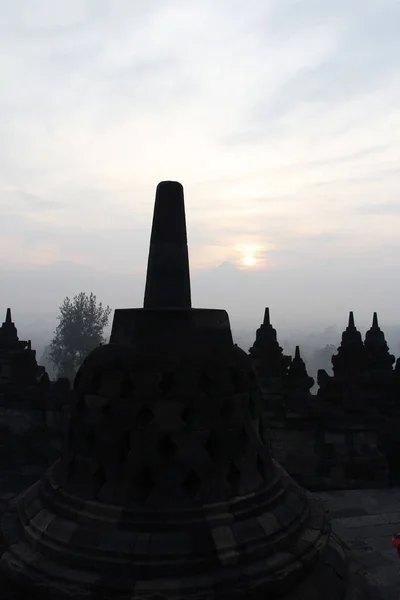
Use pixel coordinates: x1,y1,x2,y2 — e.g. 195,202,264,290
283,346,314,400
0,308,45,386
331,312,366,383
0,182,378,599
318,312,368,408
364,312,395,376
249,307,291,389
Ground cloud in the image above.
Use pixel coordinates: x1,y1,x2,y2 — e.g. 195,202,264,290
0,0,399,326
353,202,400,216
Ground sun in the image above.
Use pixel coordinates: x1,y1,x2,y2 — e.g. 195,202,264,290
242,254,256,267
236,244,264,268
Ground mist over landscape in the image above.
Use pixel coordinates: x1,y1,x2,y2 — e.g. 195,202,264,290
1,0,399,383
6,255,400,387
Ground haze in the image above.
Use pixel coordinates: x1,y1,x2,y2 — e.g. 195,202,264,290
1,0,399,369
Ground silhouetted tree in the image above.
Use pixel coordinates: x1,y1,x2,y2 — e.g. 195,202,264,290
311,344,337,375
49,292,111,381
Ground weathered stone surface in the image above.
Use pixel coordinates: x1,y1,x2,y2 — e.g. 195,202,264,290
316,486,400,600
0,469,392,598
263,403,390,491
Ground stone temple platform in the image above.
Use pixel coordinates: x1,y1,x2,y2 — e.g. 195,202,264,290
0,471,396,599
315,487,400,600
0,467,398,598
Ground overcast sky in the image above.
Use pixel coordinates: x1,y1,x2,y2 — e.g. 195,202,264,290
1,0,399,332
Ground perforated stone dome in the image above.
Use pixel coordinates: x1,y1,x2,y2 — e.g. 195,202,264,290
60,342,274,508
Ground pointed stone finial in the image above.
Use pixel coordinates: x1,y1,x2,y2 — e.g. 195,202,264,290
249,308,291,380
364,311,395,371
332,311,365,378
0,308,18,346
143,181,191,309
285,344,314,392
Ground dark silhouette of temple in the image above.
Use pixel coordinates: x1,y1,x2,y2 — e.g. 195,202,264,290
0,308,46,388
0,182,379,598
249,309,315,404
248,305,399,416
283,345,315,400
249,307,291,388
245,307,398,491
317,311,397,410
0,308,73,472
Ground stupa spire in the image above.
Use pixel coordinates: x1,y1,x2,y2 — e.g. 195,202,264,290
364,311,395,372
0,307,19,347
285,345,314,394
332,312,365,381
0,308,41,382
143,180,191,309
249,307,291,383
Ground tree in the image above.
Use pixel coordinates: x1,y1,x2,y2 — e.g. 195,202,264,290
49,292,111,380
311,344,337,375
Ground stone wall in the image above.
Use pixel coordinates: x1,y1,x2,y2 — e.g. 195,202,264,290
0,390,72,469
0,379,397,494
262,404,391,491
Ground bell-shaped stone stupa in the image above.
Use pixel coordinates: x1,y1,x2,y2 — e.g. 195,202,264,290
284,346,315,400
332,311,366,381
249,307,291,385
364,312,395,373
0,182,378,599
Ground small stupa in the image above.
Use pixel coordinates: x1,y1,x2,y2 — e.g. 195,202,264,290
249,307,291,388
331,312,366,383
364,312,395,373
0,308,45,385
283,346,314,400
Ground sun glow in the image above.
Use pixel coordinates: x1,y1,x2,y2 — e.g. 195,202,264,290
237,244,264,268
242,254,256,267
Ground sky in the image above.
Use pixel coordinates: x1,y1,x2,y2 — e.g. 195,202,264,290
1,0,399,339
